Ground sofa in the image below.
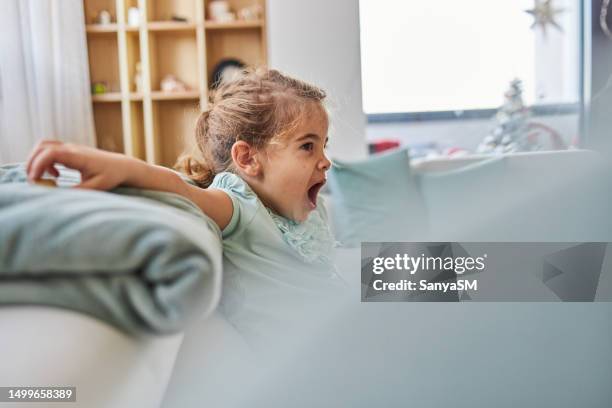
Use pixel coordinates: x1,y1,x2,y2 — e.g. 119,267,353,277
2,149,611,408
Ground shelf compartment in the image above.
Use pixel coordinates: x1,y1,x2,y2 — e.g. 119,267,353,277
153,100,200,168
148,31,199,93
205,28,265,84
87,34,120,92
93,104,123,153
148,0,197,23
84,0,117,25
125,30,142,93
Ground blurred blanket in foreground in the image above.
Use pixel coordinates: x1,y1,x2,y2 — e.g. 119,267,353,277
0,164,222,336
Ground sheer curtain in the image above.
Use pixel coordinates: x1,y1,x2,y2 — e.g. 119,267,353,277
0,0,95,164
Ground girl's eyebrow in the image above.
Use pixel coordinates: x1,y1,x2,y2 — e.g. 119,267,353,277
296,133,320,142
296,134,329,144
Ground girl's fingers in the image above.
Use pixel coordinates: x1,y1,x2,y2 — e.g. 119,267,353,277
28,149,61,181
75,174,104,190
26,139,63,175
47,165,60,178
29,147,78,181
26,146,46,175
29,145,86,182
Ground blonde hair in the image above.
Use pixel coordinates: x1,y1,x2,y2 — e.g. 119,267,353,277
175,67,327,187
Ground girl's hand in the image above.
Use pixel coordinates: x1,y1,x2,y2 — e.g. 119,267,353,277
26,139,131,190
25,139,234,229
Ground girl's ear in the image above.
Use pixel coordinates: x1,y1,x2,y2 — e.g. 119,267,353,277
231,140,262,177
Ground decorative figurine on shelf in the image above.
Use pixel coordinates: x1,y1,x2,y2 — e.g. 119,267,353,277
134,62,143,93
127,7,140,26
171,15,188,22
209,0,236,22
91,82,108,95
96,10,112,25
211,59,245,88
477,78,536,154
160,75,190,92
238,4,263,21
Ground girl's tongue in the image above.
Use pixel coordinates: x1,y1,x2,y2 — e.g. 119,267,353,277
307,182,323,209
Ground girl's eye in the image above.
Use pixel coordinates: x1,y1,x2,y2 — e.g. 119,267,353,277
300,142,314,151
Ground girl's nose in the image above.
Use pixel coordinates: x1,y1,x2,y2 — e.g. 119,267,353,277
320,154,332,171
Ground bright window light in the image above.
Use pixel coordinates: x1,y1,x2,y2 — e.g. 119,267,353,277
359,0,580,114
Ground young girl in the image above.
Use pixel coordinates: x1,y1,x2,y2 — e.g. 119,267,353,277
26,68,347,346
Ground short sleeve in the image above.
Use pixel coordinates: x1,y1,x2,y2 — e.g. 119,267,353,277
210,172,260,239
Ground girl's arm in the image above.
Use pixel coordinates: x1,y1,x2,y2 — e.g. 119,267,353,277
26,139,233,229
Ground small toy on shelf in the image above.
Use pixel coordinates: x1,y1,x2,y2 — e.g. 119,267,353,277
238,4,263,21
91,82,108,95
160,75,190,92
96,10,112,25
127,7,140,26
209,1,236,22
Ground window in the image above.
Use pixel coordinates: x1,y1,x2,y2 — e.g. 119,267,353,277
359,0,581,115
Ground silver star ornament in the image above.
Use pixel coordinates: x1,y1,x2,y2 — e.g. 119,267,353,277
525,0,564,35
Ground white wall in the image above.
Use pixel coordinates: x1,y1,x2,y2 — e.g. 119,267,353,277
267,0,367,160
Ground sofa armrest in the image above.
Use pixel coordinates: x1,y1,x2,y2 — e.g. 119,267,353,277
0,306,183,408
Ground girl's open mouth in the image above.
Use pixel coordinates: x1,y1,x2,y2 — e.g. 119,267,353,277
307,181,325,209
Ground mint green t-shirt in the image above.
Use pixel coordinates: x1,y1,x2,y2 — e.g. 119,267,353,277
210,172,347,347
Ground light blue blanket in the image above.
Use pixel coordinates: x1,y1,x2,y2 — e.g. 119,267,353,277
0,164,222,336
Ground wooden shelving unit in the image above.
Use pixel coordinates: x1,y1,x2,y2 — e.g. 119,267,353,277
84,0,268,167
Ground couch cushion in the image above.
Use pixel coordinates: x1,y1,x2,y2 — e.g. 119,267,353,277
418,150,612,241
418,156,508,240
328,148,428,246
